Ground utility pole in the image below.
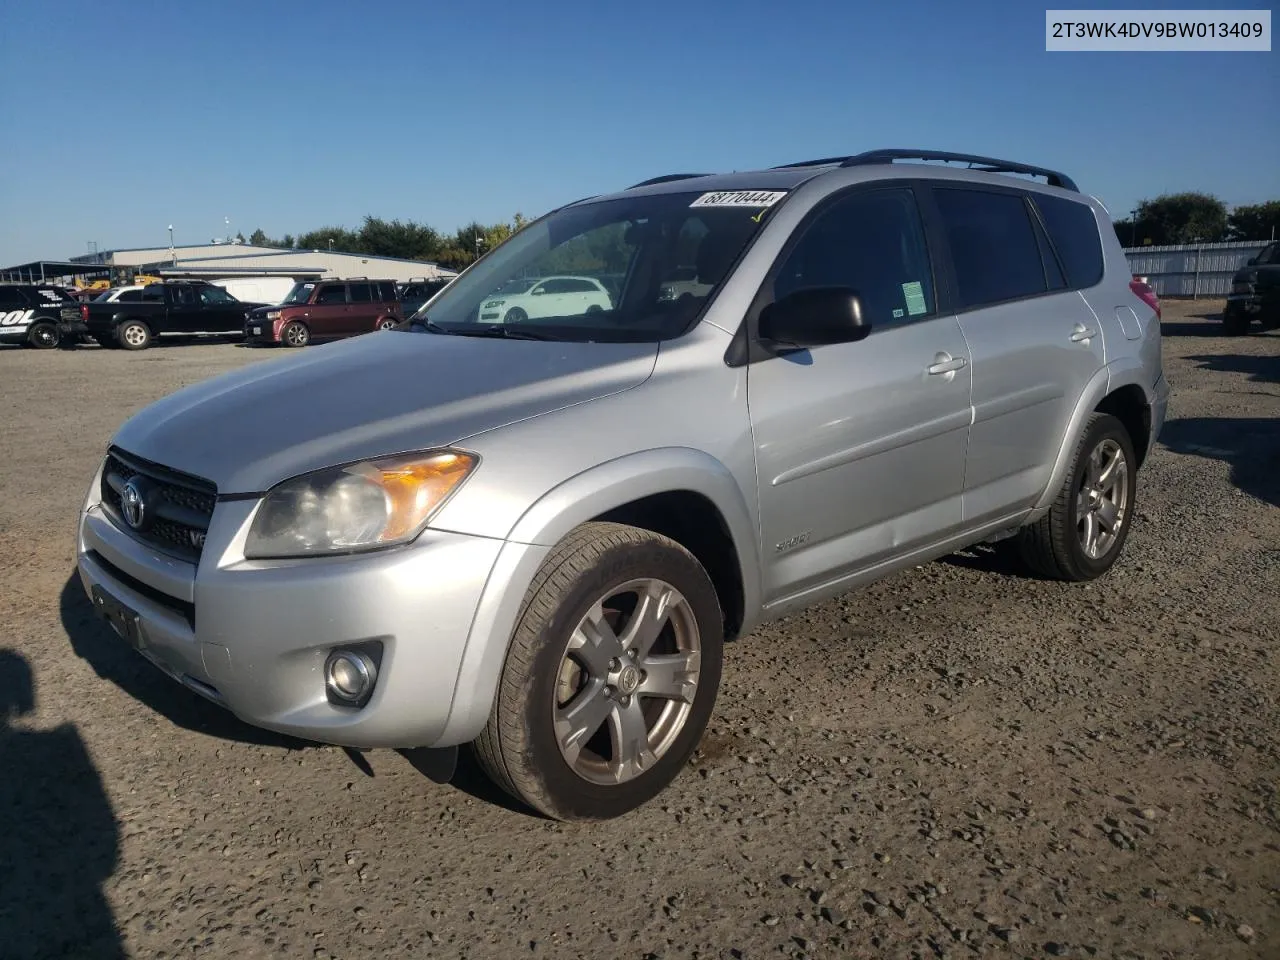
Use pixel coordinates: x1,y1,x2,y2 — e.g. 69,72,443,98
168,225,175,265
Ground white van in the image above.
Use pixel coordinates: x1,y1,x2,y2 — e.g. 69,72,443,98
211,276,298,305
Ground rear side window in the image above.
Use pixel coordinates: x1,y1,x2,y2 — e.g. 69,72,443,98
1035,194,1104,288
378,281,397,301
348,283,373,303
316,284,347,304
935,188,1046,308
774,186,936,326
0,287,27,308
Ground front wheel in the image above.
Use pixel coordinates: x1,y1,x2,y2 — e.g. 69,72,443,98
1016,412,1137,581
281,321,310,347
27,321,59,349
473,522,723,820
503,307,528,324
116,320,152,351
377,317,398,331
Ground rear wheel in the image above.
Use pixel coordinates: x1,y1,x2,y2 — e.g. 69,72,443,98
1016,413,1137,581
377,317,398,331
26,321,59,349
281,321,310,347
473,522,723,821
116,320,152,351
1221,309,1250,336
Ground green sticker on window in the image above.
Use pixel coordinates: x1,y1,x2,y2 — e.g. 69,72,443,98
902,281,928,316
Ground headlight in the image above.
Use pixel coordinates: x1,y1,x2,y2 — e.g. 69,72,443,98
484,299,505,308
266,310,281,320
244,450,477,558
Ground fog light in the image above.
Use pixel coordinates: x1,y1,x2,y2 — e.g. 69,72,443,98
325,650,377,706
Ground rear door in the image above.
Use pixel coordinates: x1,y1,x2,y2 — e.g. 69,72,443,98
927,183,1106,523
166,284,203,332
345,281,376,333
309,282,349,337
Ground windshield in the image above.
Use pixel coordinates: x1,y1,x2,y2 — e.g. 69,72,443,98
282,282,315,305
410,189,780,342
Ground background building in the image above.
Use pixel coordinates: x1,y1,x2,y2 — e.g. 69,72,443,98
69,242,456,284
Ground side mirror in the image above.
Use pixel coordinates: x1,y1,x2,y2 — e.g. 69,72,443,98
1246,256,1259,265
759,287,870,348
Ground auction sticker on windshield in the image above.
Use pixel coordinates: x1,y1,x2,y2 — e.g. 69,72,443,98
690,190,788,208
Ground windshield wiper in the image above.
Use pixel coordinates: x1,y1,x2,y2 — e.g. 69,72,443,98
447,324,562,341
407,317,452,335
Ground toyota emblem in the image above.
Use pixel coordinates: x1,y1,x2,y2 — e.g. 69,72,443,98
120,478,147,530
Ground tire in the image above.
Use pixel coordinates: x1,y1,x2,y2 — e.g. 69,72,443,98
281,321,310,347
1016,412,1138,582
26,321,59,349
377,317,399,331
503,307,528,324
116,320,152,351
1221,309,1250,336
473,521,723,821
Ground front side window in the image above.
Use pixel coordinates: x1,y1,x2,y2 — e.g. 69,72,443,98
773,187,935,326
415,189,774,342
935,187,1047,308
1258,243,1279,265
142,286,165,302
198,285,237,305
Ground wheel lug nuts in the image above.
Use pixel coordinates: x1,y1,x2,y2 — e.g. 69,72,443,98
609,658,621,671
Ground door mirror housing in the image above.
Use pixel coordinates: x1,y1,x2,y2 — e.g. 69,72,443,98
758,287,870,348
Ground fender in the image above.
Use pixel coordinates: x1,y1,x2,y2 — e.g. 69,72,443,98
1027,361,1151,521
434,446,762,747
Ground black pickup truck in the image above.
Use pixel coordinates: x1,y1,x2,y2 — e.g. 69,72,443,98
1223,241,1280,335
63,280,266,350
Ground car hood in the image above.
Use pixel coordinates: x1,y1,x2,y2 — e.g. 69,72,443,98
111,331,658,493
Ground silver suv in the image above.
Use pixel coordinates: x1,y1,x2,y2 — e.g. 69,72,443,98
76,149,1169,820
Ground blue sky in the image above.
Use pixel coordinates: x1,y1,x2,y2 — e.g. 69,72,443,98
0,0,1275,264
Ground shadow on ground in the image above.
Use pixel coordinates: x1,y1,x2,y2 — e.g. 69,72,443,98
61,571,539,814
1160,417,1280,507
0,649,125,958
1187,352,1279,385
1161,314,1226,338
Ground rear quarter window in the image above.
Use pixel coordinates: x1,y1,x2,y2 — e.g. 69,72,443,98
1034,194,1105,289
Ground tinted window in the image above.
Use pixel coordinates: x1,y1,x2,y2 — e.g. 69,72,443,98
1035,194,1104,288
348,283,373,302
118,289,146,302
171,285,197,306
1258,243,1279,265
0,287,27,308
935,188,1046,308
561,279,597,293
142,286,165,302
316,284,347,304
774,187,935,326
378,281,397,301
198,285,236,305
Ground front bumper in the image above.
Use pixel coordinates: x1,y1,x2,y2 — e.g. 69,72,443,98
76,472,511,749
243,317,282,343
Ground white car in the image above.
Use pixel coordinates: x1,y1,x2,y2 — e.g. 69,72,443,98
478,275,612,324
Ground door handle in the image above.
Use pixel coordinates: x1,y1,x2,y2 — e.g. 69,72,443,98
1070,324,1098,343
927,353,968,375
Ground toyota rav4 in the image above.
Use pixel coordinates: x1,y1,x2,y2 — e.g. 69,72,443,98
76,149,1168,820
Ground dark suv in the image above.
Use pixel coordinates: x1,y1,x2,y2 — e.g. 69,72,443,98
397,277,453,318
0,283,78,348
1224,242,1280,335
244,278,403,347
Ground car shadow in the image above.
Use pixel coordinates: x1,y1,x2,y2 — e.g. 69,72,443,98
938,541,1036,578
1160,315,1225,338
61,571,542,815
1159,417,1280,507
1186,353,1279,385
0,649,126,958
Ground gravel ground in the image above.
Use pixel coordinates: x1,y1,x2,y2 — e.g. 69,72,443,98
1,300,1276,960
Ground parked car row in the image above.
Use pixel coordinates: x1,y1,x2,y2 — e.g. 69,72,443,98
0,275,457,351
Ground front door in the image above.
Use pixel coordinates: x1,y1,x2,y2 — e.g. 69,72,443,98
749,185,972,606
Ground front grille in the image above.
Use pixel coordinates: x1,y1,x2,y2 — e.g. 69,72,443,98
101,447,217,561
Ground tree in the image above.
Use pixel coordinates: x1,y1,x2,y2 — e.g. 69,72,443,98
356,216,442,261
294,227,361,252
1130,193,1228,245
281,234,295,248
235,231,246,244
248,228,269,246
1227,201,1280,241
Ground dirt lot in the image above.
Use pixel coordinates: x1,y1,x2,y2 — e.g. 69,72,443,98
1,300,1276,960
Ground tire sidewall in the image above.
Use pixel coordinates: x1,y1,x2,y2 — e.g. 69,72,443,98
515,537,723,820
117,321,151,350
1064,414,1138,578
504,308,527,324
282,321,309,347
27,321,59,349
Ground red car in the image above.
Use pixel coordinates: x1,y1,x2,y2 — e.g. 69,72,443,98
243,278,403,347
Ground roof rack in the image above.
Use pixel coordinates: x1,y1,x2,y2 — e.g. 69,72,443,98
773,149,1078,191
627,173,711,189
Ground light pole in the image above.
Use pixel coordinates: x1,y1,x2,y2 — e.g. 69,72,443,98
474,230,485,262
168,225,175,265
1129,209,1138,247
328,237,334,251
